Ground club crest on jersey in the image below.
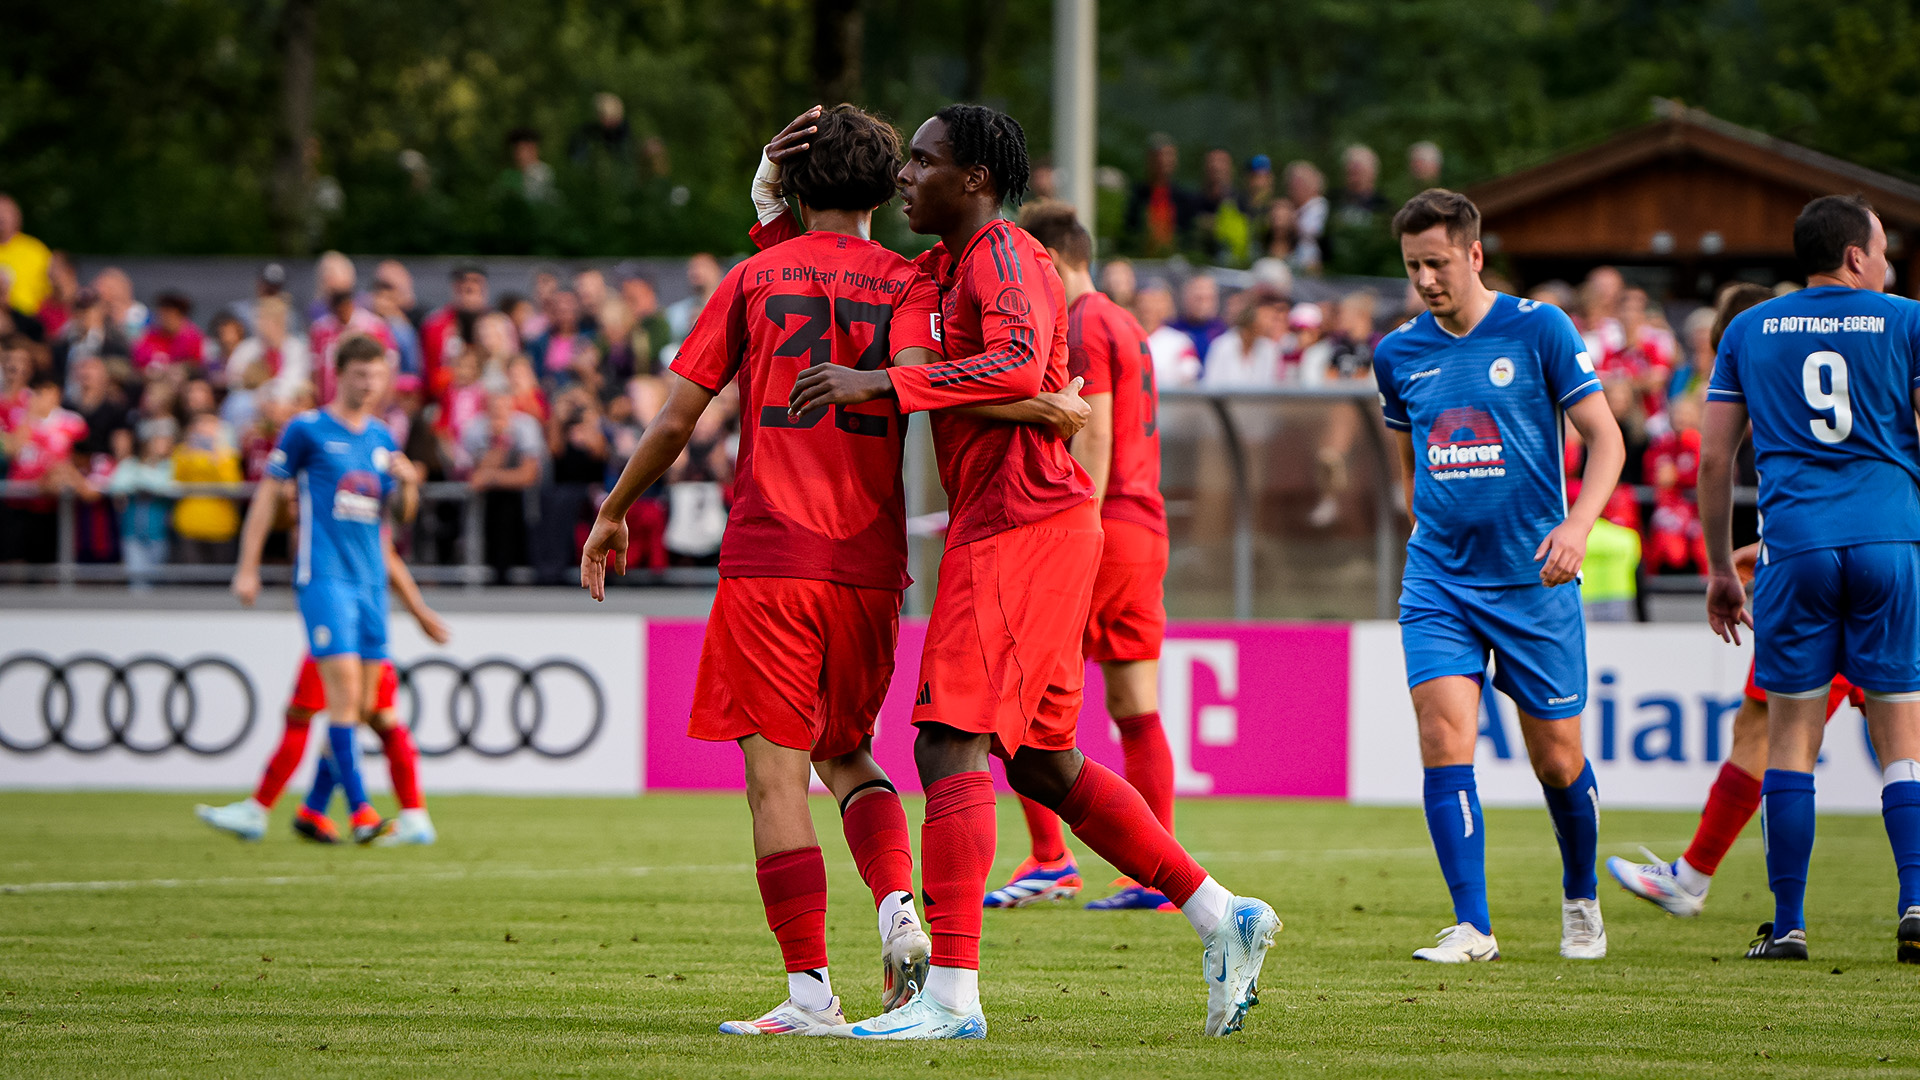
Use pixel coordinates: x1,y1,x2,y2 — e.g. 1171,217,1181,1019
1488,357,1515,387
994,285,1031,320
1425,406,1506,480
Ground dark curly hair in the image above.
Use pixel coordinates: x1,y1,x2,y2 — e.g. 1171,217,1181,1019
934,103,1030,205
781,104,903,213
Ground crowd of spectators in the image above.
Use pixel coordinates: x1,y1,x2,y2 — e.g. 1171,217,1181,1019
0,191,734,585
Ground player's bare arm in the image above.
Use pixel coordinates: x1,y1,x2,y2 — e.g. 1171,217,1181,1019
388,451,420,526
1391,429,1418,525
1698,396,1753,643
384,536,449,644
581,374,718,601
961,377,1091,440
231,476,289,607
1066,387,1113,495
1534,392,1624,588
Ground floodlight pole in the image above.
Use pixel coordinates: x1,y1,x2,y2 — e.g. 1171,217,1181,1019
1053,0,1097,232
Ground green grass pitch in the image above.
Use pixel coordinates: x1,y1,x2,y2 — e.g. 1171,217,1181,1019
2,791,1915,1078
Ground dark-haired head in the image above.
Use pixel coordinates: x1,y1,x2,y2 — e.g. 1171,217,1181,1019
1391,189,1480,250
898,104,1031,238
781,104,902,213
1795,194,1885,288
934,104,1030,205
1393,188,1488,321
1709,282,1775,351
1017,200,1092,270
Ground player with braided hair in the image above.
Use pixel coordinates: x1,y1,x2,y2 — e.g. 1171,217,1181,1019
772,103,1280,1041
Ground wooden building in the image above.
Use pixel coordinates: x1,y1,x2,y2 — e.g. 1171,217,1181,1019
1467,100,1920,298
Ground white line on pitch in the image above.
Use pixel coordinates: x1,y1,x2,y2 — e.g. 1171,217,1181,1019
0,862,755,895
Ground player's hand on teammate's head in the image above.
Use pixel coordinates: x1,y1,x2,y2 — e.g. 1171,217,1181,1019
231,567,260,607
580,514,630,603
766,106,823,165
788,364,890,418
1705,571,1753,645
1532,519,1589,587
416,607,451,645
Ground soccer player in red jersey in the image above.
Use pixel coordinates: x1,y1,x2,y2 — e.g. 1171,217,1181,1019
581,106,948,1037
783,104,1279,1039
977,200,1182,912
197,540,448,845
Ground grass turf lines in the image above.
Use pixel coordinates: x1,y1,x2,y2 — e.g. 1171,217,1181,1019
2,792,1915,1079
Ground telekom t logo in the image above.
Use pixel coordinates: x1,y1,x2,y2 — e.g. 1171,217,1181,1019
1153,638,1239,795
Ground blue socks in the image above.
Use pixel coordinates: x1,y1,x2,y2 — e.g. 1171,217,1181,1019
1423,764,1491,934
325,725,371,812
1883,779,1920,915
304,749,339,815
1761,769,1816,935
1541,759,1600,900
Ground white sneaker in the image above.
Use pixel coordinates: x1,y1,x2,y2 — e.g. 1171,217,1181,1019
1413,923,1500,963
195,799,267,842
880,910,931,1013
1201,895,1282,1036
1561,897,1607,959
718,996,845,1035
820,989,987,1040
374,810,437,846
1606,848,1706,917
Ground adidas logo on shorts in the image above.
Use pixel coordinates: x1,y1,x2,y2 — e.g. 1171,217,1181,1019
916,683,933,706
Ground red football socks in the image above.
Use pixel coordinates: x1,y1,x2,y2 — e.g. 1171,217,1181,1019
379,725,426,811
1019,795,1069,862
1057,759,1207,907
921,772,997,970
755,846,830,973
1683,761,1763,876
1116,711,1176,832
841,787,915,906
252,715,312,809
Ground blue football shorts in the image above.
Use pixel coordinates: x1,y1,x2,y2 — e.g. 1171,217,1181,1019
1399,575,1587,720
1751,541,1920,696
296,577,390,661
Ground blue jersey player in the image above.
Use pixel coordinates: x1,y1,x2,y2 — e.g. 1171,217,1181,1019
1373,190,1626,963
1700,194,1920,964
232,334,420,845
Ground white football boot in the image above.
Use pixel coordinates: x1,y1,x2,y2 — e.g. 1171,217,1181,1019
374,810,437,846
195,799,267,842
1201,895,1282,1036
1413,923,1501,963
718,996,846,1035
880,909,932,1012
1606,848,1707,917
1560,897,1608,959
820,989,987,1040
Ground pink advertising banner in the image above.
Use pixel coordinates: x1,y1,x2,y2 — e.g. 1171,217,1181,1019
644,619,1350,798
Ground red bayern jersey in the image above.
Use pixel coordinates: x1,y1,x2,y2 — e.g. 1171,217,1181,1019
1068,289,1166,535
671,230,941,591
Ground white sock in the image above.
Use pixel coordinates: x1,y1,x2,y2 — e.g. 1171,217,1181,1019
244,798,269,815
1181,876,1233,939
399,808,431,826
788,968,833,1012
1884,758,1920,785
1673,856,1711,895
923,965,978,1012
877,890,917,941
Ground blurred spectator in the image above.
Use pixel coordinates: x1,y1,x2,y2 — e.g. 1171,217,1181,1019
1170,275,1228,365
170,410,242,564
1582,492,1643,622
1028,156,1058,201
370,278,423,377
1098,258,1136,311
38,252,79,339
616,268,674,375
530,290,593,385
1194,148,1250,266
376,259,419,319
308,290,395,403
66,355,131,461
132,293,205,372
462,392,546,583
107,417,177,591
502,128,557,204
226,295,312,410
1528,279,1577,314
93,268,148,342
1408,141,1444,187
226,263,289,334
1674,305,1717,398
603,389,669,571
535,385,610,584
205,312,247,384
422,262,489,399
1135,281,1199,387
1242,156,1276,236
1610,287,1677,424
1578,266,1625,349
54,290,129,384
504,355,551,422
1200,290,1284,388
0,194,52,318
1283,161,1328,273
663,400,733,565
500,293,540,342
1255,198,1299,270
573,268,609,336
1305,292,1381,529
1126,135,1197,257
1287,302,1329,384
665,254,722,347
570,92,632,164
1328,144,1393,275
308,251,357,324
3,377,92,563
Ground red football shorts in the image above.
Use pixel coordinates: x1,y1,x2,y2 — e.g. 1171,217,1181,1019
289,655,397,714
1743,659,1863,719
1083,518,1168,664
912,501,1103,757
689,576,902,762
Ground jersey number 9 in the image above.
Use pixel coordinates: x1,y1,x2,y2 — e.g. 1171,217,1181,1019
1802,350,1852,445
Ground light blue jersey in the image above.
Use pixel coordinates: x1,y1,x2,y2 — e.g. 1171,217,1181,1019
1707,285,1920,559
267,409,398,589
1375,293,1602,586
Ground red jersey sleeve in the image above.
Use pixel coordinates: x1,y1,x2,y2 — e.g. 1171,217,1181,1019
748,209,804,251
887,275,944,358
888,229,1048,413
668,264,751,392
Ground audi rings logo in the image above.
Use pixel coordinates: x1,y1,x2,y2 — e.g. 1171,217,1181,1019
0,653,258,755
398,656,604,759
